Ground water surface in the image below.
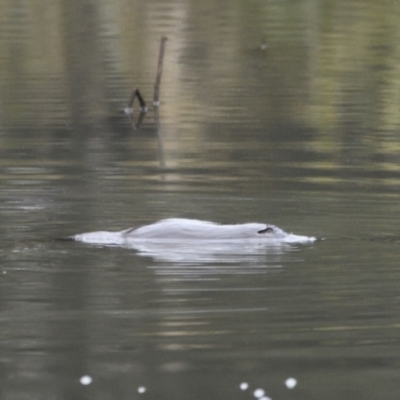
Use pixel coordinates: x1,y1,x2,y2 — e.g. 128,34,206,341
1,1,400,399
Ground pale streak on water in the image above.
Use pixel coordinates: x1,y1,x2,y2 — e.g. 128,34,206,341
1,0,400,399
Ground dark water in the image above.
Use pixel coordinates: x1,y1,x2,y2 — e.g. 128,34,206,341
2,0,400,399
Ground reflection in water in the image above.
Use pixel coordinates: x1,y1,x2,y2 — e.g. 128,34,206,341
154,106,166,168
126,240,298,264
72,231,305,263
125,107,147,130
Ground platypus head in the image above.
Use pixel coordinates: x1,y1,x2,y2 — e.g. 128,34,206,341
257,224,316,243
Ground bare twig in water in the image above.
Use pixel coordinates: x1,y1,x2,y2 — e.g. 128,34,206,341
126,88,147,112
124,88,147,130
153,36,168,106
135,89,146,110
124,88,147,129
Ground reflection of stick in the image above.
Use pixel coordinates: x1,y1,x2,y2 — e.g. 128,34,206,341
154,106,166,167
126,109,147,131
153,36,168,106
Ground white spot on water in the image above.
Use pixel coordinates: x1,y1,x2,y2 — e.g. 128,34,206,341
80,375,92,385
285,377,297,389
260,397,272,400
138,386,146,394
240,382,249,390
254,388,265,398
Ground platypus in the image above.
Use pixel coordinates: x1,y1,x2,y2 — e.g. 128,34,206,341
71,218,316,245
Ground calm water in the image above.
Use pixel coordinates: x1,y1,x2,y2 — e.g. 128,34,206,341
2,0,400,399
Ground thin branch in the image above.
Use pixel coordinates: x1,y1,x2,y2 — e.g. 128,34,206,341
153,36,168,106
126,88,147,112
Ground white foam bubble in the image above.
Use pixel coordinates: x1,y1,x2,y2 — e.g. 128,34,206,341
240,382,249,390
254,388,265,398
138,386,146,394
285,377,297,389
80,375,92,385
